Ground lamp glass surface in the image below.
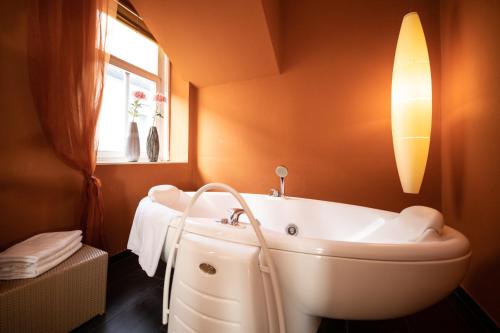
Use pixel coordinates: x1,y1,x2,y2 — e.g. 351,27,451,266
392,12,432,194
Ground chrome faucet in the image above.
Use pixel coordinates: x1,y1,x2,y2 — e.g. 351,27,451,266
269,165,288,197
227,208,245,226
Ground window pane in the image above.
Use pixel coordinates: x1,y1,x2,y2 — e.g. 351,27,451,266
98,64,127,152
106,16,158,74
129,73,157,156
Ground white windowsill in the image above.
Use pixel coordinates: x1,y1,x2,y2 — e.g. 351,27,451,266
97,160,188,166
98,161,167,165
97,150,172,165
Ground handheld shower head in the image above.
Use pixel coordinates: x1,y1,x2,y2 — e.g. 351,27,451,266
275,165,288,178
274,165,288,197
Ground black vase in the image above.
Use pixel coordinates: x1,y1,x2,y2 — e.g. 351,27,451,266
147,126,159,162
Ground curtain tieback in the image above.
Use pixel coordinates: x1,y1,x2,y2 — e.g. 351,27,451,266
86,174,101,187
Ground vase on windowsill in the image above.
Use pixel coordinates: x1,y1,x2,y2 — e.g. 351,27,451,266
147,126,159,162
126,90,146,162
148,93,166,162
125,122,140,162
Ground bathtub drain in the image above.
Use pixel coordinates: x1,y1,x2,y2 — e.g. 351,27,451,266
286,224,299,236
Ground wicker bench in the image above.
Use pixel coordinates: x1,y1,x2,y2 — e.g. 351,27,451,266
0,245,108,333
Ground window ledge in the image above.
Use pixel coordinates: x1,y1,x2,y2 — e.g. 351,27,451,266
97,160,187,166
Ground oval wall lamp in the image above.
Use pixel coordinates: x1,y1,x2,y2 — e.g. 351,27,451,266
391,12,432,194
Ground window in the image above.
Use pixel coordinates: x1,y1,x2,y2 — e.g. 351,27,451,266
97,14,169,163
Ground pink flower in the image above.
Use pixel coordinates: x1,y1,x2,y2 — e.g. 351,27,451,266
133,91,146,100
153,93,167,103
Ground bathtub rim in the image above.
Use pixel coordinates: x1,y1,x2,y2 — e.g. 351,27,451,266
146,191,471,262
166,217,471,262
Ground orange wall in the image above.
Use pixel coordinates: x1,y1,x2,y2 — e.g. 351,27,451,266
440,0,500,323
131,0,280,87
96,162,193,255
195,0,442,212
0,0,83,250
0,1,196,254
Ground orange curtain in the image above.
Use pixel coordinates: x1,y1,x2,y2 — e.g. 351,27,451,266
27,0,111,248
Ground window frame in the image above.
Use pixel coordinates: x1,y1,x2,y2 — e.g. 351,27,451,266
97,27,170,164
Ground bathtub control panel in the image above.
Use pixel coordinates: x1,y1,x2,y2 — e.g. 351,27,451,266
286,224,299,236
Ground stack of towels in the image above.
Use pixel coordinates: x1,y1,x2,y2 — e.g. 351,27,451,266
0,230,82,280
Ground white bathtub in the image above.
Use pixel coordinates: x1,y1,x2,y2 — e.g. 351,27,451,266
141,191,470,333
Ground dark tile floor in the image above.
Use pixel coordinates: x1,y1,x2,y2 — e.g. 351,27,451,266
73,253,497,333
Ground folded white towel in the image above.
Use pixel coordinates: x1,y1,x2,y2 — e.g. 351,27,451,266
128,197,178,277
130,185,220,277
0,236,82,272
0,238,82,280
148,185,219,217
148,185,181,207
0,230,82,264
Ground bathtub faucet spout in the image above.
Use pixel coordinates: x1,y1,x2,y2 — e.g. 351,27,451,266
227,208,245,226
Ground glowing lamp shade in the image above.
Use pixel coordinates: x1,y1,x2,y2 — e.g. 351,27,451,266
392,12,432,194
